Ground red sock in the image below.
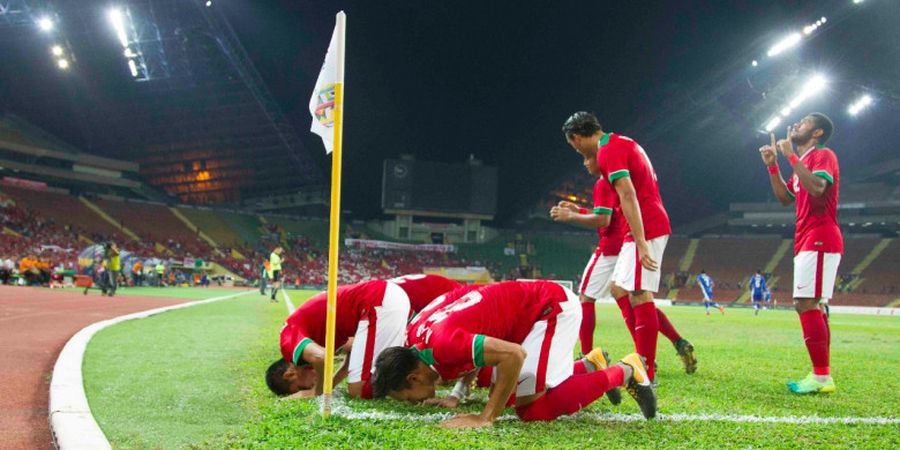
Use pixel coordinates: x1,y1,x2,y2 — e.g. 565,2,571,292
516,365,624,421
656,309,681,344
822,310,831,368
799,309,830,376
361,380,373,399
573,360,587,375
579,302,596,354
614,295,637,343
632,302,659,380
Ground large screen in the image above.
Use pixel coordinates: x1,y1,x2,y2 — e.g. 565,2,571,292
382,159,497,216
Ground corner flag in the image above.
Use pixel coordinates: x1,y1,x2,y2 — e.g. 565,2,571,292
309,13,344,154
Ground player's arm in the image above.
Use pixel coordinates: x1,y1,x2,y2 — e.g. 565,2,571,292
550,202,610,228
300,342,327,396
440,337,525,428
760,133,794,206
423,370,478,408
612,177,658,271
776,128,827,197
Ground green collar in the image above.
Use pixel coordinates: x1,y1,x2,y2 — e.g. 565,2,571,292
814,144,826,149
598,132,611,148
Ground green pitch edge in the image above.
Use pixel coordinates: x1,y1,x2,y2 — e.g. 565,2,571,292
668,239,700,299
734,239,792,304
846,238,894,292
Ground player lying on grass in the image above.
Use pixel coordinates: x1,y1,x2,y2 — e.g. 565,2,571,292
265,274,460,399
372,281,655,429
551,175,696,374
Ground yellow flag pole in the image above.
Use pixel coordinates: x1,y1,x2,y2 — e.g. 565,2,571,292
322,10,346,418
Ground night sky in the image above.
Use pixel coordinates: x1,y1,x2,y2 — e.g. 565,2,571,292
2,0,898,225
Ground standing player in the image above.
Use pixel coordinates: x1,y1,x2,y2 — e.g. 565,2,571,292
749,270,768,316
551,178,696,373
268,246,284,302
562,112,671,381
265,274,460,399
759,113,841,394
697,270,724,315
372,281,655,428
259,257,270,296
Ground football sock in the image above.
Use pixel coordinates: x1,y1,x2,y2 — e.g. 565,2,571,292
656,309,681,344
799,309,830,376
515,365,624,421
573,360,587,375
579,302,596,355
633,302,659,380
822,309,831,369
614,295,637,343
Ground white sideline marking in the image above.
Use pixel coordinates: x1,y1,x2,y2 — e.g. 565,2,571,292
334,409,899,425
49,290,255,450
283,288,295,314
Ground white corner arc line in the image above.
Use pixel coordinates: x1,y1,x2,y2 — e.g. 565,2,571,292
48,290,255,450
334,410,899,425
282,288,295,314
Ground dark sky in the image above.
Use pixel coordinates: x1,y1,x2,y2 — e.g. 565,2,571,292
2,0,898,225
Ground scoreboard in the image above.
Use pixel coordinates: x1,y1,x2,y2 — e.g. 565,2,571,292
382,159,498,217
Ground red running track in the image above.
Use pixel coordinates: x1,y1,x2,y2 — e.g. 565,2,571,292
0,286,194,450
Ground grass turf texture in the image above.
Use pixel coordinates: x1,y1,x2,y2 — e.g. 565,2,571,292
83,292,899,449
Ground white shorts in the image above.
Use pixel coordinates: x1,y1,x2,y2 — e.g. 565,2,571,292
793,251,841,300
347,281,411,384
513,288,581,397
579,251,618,300
612,235,669,293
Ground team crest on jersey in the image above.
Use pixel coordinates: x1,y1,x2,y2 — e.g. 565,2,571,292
313,84,336,128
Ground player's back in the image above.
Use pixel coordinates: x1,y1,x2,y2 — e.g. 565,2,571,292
697,274,712,291
282,280,388,348
389,274,462,313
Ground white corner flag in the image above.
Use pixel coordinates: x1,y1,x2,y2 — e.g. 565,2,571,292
309,13,345,154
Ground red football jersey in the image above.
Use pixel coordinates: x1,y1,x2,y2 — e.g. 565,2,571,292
591,177,626,256
786,146,843,254
596,133,672,241
388,274,462,314
279,280,387,365
406,281,569,381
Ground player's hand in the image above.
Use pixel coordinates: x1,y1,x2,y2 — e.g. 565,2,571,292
636,239,658,271
759,133,778,167
280,389,316,400
777,126,795,158
439,413,492,429
422,396,460,409
556,201,579,212
549,206,572,222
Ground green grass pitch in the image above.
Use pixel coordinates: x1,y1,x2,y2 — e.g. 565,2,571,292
83,289,900,449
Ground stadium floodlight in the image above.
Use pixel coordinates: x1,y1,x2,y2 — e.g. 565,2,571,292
51,45,64,56
37,17,54,32
752,60,758,67
767,33,802,57
765,117,782,132
107,8,129,48
853,0,864,3
128,59,139,77
787,74,827,108
206,0,213,6
57,59,69,70
848,94,873,115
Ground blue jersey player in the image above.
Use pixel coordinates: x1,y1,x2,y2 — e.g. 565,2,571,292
749,270,768,316
697,270,724,315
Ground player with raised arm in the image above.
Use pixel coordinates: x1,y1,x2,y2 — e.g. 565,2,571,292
697,270,724,315
562,112,671,382
265,274,460,399
749,270,768,316
372,281,656,429
759,113,842,394
551,178,695,374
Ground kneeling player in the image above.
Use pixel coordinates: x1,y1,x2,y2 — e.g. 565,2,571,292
265,274,460,399
372,281,655,428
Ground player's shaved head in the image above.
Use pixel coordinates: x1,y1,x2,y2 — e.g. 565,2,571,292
372,346,420,398
808,113,834,144
562,111,602,138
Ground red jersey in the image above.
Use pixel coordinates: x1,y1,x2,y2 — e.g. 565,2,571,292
388,274,462,313
279,280,387,365
591,177,626,256
596,133,672,241
786,146,843,254
406,281,570,381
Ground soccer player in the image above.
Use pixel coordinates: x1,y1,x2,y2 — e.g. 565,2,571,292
551,178,696,374
749,270,768,316
372,281,655,428
259,258,270,296
759,113,841,394
562,112,671,381
697,270,724,315
265,274,460,399
269,246,284,302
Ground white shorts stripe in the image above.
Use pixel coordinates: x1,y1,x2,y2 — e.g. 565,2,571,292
793,251,841,300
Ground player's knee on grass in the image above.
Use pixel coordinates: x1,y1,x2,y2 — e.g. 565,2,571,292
265,359,317,396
